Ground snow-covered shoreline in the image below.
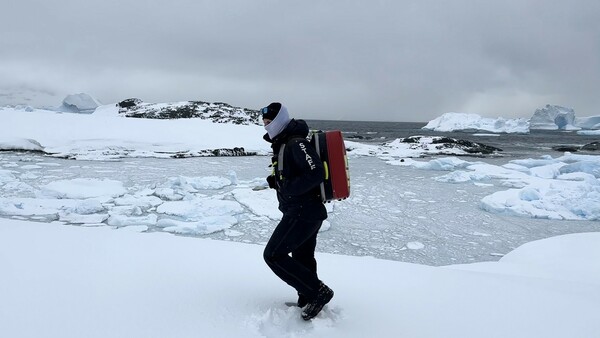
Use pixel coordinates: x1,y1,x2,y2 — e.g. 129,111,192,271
1,105,270,159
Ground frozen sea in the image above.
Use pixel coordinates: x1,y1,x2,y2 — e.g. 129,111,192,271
2,131,598,266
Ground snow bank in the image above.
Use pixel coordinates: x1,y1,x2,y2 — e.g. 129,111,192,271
1,219,598,338
0,106,270,159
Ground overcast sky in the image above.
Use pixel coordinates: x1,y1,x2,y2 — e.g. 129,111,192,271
1,0,599,122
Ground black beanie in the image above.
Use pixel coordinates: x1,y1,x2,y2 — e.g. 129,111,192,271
262,102,282,120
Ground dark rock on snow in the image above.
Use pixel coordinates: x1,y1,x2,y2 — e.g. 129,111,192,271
552,141,600,152
401,136,502,155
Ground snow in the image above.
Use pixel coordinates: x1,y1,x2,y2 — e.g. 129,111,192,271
1,103,600,336
1,219,599,338
424,105,600,133
0,106,270,159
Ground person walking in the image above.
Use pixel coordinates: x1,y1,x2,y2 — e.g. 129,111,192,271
260,102,334,321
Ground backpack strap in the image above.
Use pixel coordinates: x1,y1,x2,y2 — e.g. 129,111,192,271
277,137,307,179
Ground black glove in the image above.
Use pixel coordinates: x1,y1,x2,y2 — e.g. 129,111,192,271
266,175,277,189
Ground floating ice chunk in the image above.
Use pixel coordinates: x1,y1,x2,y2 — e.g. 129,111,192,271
481,180,600,220
406,241,425,250
114,194,163,210
529,162,566,179
167,175,232,191
153,188,184,201
59,212,109,224
156,197,243,221
110,205,144,217
107,214,158,227
391,157,474,171
231,188,281,220
519,187,541,201
156,216,237,235
21,165,42,170
38,178,127,199
62,199,106,214
434,170,490,183
557,172,599,183
559,161,600,178
0,198,79,217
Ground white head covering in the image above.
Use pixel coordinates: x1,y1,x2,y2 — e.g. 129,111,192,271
265,104,291,139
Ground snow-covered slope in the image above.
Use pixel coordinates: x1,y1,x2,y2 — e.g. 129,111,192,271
1,219,598,338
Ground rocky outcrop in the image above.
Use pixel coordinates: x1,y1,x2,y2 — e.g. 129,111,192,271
117,98,143,108
552,141,600,152
118,100,261,125
171,147,256,158
401,136,502,155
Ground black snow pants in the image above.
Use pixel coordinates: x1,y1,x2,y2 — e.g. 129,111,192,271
263,214,323,300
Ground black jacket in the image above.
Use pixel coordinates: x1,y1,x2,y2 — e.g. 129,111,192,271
264,119,327,221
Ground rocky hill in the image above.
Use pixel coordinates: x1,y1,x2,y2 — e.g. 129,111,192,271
116,99,261,125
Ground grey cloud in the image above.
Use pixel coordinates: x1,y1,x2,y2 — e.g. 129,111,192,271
1,0,599,121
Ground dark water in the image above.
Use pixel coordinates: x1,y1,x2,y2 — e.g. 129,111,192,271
306,120,600,158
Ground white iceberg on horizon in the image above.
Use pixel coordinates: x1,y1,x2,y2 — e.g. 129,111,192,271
423,112,530,134
56,93,102,114
425,105,600,133
530,105,578,130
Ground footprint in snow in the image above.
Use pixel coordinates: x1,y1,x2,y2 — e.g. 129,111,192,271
255,303,342,337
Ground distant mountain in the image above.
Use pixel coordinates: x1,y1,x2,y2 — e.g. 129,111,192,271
116,98,261,125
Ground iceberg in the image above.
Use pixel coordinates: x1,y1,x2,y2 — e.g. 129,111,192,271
575,115,600,130
423,112,529,134
530,105,578,130
425,105,600,133
56,93,102,114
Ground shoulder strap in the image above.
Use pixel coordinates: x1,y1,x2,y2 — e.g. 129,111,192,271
277,137,307,174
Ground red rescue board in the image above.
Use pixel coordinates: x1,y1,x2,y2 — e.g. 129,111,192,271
312,130,350,202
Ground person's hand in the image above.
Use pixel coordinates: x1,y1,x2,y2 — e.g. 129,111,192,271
266,175,277,189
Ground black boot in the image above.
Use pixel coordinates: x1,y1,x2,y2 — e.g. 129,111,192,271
301,282,334,320
297,293,308,308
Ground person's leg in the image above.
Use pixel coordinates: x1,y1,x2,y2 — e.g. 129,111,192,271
292,227,319,273
290,226,320,306
263,216,322,299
